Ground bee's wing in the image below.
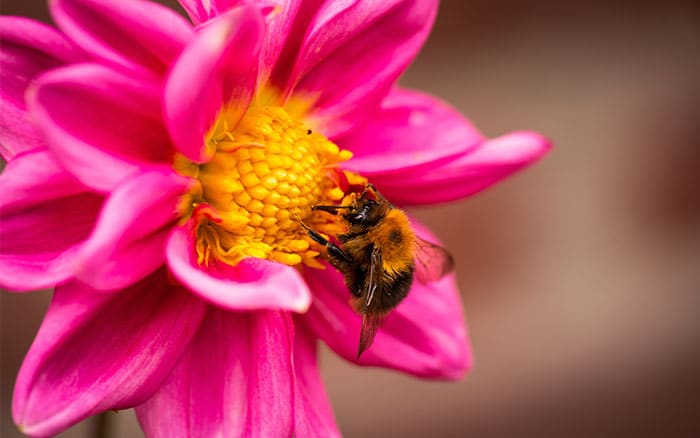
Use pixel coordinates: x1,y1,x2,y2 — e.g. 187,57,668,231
414,236,455,284
358,312,382,359
357,245,383,358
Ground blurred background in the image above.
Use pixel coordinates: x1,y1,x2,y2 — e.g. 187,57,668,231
2,0,699,437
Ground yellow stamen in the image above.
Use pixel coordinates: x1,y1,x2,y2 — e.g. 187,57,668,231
174,104,359,268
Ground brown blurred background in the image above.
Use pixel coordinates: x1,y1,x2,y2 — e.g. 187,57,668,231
2,0,700,437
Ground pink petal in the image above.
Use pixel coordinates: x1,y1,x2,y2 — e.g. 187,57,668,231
50,0,193,76
302,220,472,379
177,0,242,24
292,320,341,437
136,309,295,437
266,0,318,89
373,131,552,205
13,269,207,437
0,149,103,291
166,223,312,312
165,6,264,162
0,149,87,209
254,1,305,87
287,0,437,137
74,169,192,291
29,63,172,192
0,16,83,64
339,87,483,175
0,16,83,160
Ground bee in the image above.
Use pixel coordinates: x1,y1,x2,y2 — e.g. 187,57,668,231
300,184,454,358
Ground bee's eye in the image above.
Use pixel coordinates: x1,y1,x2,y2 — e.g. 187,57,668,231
347,212,366,224
346,200,376,224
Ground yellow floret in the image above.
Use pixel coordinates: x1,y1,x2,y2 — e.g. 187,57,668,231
175,105,358,268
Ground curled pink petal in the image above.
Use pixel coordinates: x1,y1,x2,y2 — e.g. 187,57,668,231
74,169,192,291
165,6,264,162
289,0,437,137
166,223,312,312
0,16,83,160
340,87,482,175
50,0,193,76
0,149,88,209
302,220,472,379
184,0,306,88
177,0,286,25
29,63,172,192
292,320,341,437
374,130,552,205
0,149,103,291
254,1,304,87
13,270,207,437
0,16,83,64
177,0,243,24
136,309,295,437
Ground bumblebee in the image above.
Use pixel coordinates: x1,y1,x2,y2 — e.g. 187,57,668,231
301,184,454,358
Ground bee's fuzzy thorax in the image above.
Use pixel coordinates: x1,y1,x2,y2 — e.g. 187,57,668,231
371,209,416,276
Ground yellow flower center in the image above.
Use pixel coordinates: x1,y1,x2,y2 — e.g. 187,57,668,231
175,104,363,269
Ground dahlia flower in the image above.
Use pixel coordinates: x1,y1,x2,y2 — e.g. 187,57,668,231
0,0,550,436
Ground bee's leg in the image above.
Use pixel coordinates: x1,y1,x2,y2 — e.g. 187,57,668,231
360,183,388,203
359,184,372,199
299,222,354,270
311,205,352,215
338,229,368,244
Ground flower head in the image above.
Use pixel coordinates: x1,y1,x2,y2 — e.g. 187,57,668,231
0,0,550,436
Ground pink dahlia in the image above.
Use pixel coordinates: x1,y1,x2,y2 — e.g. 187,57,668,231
0,0,550,436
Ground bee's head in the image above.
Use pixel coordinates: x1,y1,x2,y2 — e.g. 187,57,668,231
309,185,391,228
344,198,379,225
